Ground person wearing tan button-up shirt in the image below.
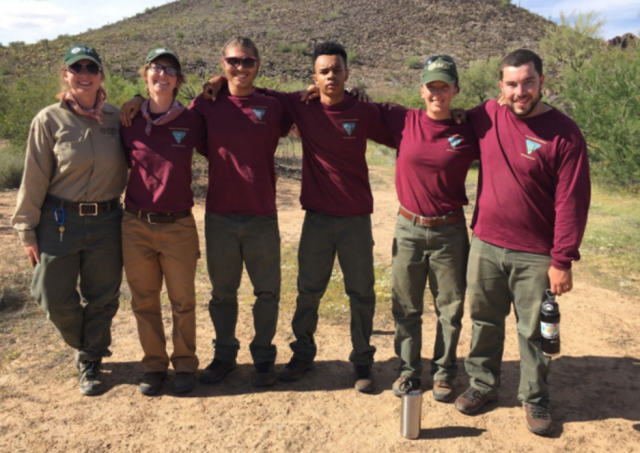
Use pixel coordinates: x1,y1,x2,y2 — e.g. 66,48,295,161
11,44,127,397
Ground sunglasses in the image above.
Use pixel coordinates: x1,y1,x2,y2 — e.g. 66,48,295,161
67,63,102,75
149,63,178,76
224,56,258,69
423,55,456,66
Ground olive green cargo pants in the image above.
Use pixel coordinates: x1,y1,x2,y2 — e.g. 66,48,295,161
290,211,376,365
392,214,469,381
464,237,552,406
31,202,122,363
205,213,281,365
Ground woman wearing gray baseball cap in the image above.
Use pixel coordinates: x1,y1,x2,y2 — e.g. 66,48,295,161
11,44,127,396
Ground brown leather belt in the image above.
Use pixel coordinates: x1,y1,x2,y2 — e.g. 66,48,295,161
45,195,120,216
125,205,191,224
399,206,464,227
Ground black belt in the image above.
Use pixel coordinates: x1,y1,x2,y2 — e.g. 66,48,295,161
125,205,191,224
399,206,464,227
45,195,120,216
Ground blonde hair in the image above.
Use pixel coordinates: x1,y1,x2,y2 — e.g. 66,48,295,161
139,56,186,98
221,36,260,59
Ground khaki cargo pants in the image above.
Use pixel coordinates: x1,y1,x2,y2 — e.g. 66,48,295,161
122,211,200,373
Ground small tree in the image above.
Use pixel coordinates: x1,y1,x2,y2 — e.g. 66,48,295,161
539,11,605,74
456,57,501,109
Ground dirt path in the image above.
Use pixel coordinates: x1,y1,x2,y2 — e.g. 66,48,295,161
0,168,639,453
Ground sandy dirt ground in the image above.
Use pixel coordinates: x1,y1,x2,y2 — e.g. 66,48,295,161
0,167,639,453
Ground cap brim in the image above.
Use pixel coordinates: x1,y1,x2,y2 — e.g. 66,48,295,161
147,52,181,69
421,71,456,85
65,55,102,67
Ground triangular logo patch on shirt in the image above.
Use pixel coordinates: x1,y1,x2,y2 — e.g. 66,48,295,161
172,131,187,144
448,136,462,148
252,108,266,121
526,139,542,154
342,122,356,136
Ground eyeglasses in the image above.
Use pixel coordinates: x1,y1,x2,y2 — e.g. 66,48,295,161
224,56,258,69
149,63,178,76
423,55,456,67
67,63,102,75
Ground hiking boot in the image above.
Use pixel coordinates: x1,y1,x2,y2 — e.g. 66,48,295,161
354,364,375,393
392,376,421,398
199,358,236,384
139,371,165,396
432,379,454,402
252,362,277,387
454,386,498,415
174,372,196,394
279,357,312,382
79,361,103,396
524,403,554,436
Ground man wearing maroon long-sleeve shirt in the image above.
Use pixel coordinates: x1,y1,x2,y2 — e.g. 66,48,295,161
206,42,395,391
453,49,590,437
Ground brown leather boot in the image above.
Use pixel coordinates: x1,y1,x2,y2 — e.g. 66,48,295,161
524,403,554,436
454,386,498,414
432,380,454,402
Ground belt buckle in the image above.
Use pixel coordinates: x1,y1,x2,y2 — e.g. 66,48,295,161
79,203,98,216
147,213,157,224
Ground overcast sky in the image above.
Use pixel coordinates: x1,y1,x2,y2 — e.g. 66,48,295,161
0,0,638,45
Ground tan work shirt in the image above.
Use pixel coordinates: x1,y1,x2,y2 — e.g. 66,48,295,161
11,100,128,245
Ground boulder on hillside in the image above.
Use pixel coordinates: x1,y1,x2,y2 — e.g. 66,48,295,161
607,33,637,49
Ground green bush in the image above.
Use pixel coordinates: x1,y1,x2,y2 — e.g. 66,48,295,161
0,144,25,189
560,44,640,189
0,75,59,150
406,56,422,70
291,42,307,56
277,42,292,53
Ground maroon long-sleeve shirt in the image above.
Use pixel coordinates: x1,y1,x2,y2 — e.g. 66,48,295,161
258,89,395,216
468,100,591,270
379,104,479,217
190,90,292,216
121,108,207,212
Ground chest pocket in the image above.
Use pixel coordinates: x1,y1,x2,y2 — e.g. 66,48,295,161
53,138,93,172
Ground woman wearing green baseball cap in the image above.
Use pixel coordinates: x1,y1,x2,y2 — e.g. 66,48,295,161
11,44,127,396
378,55,480,401
119,48,207,396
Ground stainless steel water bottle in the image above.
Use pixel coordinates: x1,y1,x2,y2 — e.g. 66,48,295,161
401,380,422,439
540,289,560,357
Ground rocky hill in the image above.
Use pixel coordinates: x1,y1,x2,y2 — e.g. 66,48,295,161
0,0,551,87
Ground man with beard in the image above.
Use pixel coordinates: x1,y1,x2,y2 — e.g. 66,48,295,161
453,49,590,437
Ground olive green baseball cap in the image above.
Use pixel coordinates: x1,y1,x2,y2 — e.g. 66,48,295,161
63,44,102,66
420,55,458,85
145,47,181,69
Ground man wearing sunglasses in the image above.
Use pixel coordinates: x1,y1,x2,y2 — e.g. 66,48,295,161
204,41,395,393
453,49,590,437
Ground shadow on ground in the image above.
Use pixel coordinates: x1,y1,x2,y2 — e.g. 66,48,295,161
98,355,640,431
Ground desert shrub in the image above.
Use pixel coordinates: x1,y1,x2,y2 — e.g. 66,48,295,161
406,56,422,70
560,43,640,189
